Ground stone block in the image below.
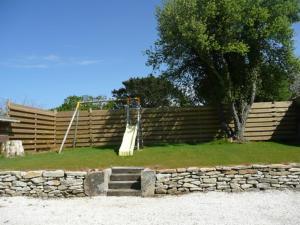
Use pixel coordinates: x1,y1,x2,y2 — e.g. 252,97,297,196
190,187,202,192
23,171,43,179
239,169,257,175
183,183,198,188
203,178,217,183
224,170,238,175
1,140,24,158
289,168,300,172
191,181,201,185
247,180,258,185
13,181,27,187
156,174,171,182
167,188,178,194
43,170,64,178
155,188,167,194
157,169,176,173
141,169,156,197
3,176,16,182
199,167,216,172
215,166,232,171
65,171,87,177
45,180,60,186
257,183,271,189
84,169,110,196
176,168,186,173
241,184,253,189
187,167,199,172
31,177,45,184
269,164,291,169
230,183,241,189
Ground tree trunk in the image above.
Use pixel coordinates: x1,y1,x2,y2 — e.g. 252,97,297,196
231,81,257,142
231,102,249,142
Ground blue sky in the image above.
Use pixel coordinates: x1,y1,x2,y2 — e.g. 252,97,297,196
0,0,299,109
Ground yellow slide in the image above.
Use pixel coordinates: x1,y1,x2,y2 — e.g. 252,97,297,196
118,124,138,156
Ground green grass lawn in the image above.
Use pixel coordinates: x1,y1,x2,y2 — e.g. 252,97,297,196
0,141,300,170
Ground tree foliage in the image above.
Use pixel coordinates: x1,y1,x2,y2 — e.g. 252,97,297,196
291,71,300,97
112,75,191,107
54,95,109,111
147,0,300,140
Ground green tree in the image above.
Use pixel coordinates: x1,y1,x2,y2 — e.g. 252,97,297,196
112,75,192,107
291,71,300,97
54,95,109,111
147,0,300,141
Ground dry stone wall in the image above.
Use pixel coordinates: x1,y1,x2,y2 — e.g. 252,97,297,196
155,164,300,195
0,170,86,198
1,164,300,198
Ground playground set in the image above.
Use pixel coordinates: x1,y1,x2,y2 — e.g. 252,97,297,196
58,97,143,156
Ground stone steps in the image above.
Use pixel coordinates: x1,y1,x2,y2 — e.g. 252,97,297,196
109,181,141,189
110,174,141,181
107,167,144,197
111,167,144,174
107,189,142,196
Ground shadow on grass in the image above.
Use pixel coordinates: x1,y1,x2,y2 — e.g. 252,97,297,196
270,140,300,148
93,145,119,155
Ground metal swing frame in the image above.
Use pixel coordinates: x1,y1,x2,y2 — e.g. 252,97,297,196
58,97,142,154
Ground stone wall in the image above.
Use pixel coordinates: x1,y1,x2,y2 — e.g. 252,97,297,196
155,164,300,195
0,170,87,198
1,164,300,198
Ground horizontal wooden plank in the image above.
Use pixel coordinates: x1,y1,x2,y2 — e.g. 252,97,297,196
22,140,55,144
10,118,55,126
142,130,221,136
246,117,296,123
251,101,293,109
56,137,122,144
57,133,124,140
56,111,90,117
273,101,294,108
248,111,297,118
244,130,295,137
11,123,54,130
10,134,54,139
21,144,55,149
91,110,125,116
143,132,218,138
8,103,55,116
142,106,217,113
9,110,55,122
56,116,90,122
246,134,297,141
11,128,55,134
245,126,297,132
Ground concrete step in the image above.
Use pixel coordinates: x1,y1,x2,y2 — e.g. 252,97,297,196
108,181,141,189
111,167,144,174
107,189,141,197
110,173,141,181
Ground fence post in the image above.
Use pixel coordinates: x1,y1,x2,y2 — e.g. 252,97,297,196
6,100,10,117
54,110,57,150
89,108,92,147
34,113,37,151
295,97,300,141
271,101,277,128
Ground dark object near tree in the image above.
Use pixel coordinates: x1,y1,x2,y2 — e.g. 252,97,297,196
112,75,192,108
147,0,300,141
0,117,19,143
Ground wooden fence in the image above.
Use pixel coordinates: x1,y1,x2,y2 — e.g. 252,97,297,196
8,102,56,151
7,101,299,151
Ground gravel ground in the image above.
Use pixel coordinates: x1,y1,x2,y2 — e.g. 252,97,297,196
0,191,299,225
